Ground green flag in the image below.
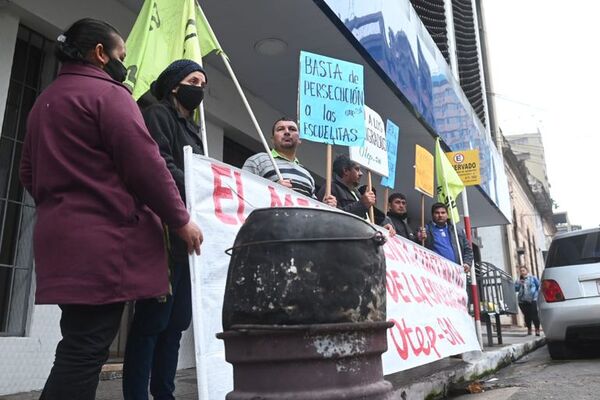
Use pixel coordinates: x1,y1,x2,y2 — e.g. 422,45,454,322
123,0,223,99
435,138,464,222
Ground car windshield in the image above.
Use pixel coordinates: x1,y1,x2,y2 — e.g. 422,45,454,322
546,231,600,268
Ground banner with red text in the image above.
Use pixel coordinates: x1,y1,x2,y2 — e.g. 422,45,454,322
183,150,480,399
381,235,480,372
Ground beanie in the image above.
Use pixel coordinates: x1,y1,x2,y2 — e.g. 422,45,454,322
150,59,206,100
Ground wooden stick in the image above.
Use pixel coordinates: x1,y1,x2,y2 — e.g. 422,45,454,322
367,171,375,223
325,144,332,197
421,193,425,246
383,188,389,214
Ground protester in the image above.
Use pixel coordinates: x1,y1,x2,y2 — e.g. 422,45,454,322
387,192,418,241
122,59,207,400
420,203,472,272
357,185,395,235
515,266,541,336
19,18,202,400
242,117,336,206
316,155,394,234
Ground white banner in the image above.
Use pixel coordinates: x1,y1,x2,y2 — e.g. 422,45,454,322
349,105,389,176
183,151,480,399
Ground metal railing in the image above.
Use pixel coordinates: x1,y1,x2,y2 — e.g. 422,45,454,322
468,261,518,346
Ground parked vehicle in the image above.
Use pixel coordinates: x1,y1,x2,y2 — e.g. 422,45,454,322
539,227,600,360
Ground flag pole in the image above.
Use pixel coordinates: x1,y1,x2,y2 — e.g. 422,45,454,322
445,178,464,266
219,53,284,182
198,104,209,157
461,189,483,346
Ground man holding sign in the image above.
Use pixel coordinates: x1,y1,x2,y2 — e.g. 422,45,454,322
243,117,337,205
421,203,473,273
318,155,394,235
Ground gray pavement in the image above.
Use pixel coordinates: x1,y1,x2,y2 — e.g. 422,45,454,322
0,326,544,400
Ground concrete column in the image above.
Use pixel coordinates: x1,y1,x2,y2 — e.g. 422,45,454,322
205,118,224,161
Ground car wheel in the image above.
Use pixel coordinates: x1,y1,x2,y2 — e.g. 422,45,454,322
547,341,574,360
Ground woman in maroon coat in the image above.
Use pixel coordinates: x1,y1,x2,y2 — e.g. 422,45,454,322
19,18,203,400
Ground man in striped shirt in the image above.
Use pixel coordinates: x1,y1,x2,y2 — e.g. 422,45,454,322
243,117,336,206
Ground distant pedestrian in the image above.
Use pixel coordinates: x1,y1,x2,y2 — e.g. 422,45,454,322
515,266,541,336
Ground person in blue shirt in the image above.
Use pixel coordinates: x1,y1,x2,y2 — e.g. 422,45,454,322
420,202,473,273
514,266,541,336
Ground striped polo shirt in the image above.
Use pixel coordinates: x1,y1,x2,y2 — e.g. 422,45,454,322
242,149,316,197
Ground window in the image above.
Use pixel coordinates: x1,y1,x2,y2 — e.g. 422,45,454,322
546,231,600,268
0,25,55,336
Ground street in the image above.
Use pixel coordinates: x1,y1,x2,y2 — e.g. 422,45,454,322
447,344,600,399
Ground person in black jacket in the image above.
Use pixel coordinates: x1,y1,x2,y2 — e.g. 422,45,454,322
122,59,207,400
317,155,394,235
316,154,374,218
387,192,417,242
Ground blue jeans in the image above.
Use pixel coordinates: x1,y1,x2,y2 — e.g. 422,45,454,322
122,263,192,400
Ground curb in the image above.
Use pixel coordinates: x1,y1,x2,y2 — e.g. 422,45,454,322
99,363,123,381
388,337,546,400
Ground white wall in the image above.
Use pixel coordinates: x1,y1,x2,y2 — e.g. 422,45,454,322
0,304,61,395
477,225,509,272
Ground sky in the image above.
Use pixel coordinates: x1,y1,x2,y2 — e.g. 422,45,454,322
482,1,600,229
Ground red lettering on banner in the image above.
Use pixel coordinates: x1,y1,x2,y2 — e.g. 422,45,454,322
411,274,432,307
233,171,246,224
402,272,426,304
386,270,412,304
211,164,238,225
269,186,294,207
385,236,408,263
420,276,438,306
388,318,441,360
268,186,318,208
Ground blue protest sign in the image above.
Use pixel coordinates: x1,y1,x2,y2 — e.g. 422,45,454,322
298,51,366,146
380,120,400,188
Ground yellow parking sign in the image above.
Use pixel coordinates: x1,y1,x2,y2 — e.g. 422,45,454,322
446,149,481,186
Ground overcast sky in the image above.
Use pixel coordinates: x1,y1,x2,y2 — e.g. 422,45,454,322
483,0,599,229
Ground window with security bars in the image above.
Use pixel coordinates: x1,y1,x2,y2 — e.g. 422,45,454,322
0,25,56,336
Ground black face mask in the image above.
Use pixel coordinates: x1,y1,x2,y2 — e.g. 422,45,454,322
175,84,205,111
104,58,127,83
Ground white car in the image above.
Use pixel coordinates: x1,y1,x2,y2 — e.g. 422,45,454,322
538,227,600,360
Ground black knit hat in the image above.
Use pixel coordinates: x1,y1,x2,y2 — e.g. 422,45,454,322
388,192,406,203
150,59,206,100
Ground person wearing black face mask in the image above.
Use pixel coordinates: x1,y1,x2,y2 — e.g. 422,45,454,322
122,59,207,400
21,19,203,400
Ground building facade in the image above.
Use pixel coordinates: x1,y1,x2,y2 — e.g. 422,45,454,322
0,0,511,394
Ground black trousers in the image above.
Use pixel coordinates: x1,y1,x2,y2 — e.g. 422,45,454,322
40,302,125,400
518,301,540,330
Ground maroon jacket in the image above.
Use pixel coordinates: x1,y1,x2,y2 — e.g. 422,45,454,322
20,63,190,305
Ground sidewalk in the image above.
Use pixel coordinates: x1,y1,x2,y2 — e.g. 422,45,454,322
0,327,545,400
